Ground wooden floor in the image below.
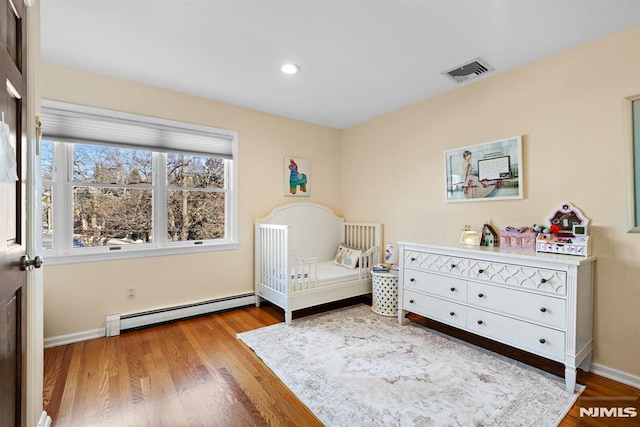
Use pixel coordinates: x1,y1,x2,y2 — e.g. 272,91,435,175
44,299,640,427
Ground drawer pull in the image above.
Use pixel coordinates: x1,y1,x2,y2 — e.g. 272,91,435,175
449,311,455,316
410,278,416,282
540,307,547,313
409,299,415,304
540,278,547,284
450,263,458,269
450,287,456,292
410,257,416,262
478,269,484,274
539,338,546,344
477,320,483,325
478,293,484,298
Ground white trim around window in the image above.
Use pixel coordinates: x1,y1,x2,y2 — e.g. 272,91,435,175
41,101,239,265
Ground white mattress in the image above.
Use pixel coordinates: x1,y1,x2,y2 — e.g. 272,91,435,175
315,261,361,286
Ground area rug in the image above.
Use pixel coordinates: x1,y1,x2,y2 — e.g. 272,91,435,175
237,304,583,426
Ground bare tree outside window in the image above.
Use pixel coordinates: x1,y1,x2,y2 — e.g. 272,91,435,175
41,140,54,249
72,144,153,247
167,154,226,241
42,142,229,251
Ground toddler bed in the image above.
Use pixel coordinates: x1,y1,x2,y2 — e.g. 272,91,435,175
255,202,381,325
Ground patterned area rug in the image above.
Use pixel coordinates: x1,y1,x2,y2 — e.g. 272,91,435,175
238,304,583,426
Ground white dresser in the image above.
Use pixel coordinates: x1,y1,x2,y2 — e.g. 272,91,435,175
398,241,595,392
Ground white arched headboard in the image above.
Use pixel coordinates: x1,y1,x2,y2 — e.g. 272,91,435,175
256,203,344,261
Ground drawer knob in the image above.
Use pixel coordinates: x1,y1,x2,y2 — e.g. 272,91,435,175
540,307,547,313
478,293,484,298
540,278,547,284
477,320,483,325
409,299,415,304
410,278,416,282
478,269,484,274
450,287,456,292
449,311,455,316
410,257,416,262
450,263,457,269
539,338,546,344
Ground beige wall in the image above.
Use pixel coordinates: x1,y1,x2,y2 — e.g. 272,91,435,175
43,25,640,378
41,63,342,338
341,25,640,377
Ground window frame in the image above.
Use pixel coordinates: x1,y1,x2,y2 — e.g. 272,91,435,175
41,101,239,265
628,95,640,232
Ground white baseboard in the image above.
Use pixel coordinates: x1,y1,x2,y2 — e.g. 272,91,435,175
37,411,52,427
44,328,105,348
44,294,256,348
590,362,640,390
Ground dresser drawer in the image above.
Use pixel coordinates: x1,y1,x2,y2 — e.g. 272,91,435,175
466,259,567,296
467,308,565,361
404,251,467,277
404,290,467,328
403,270,467,302
467,281,566,329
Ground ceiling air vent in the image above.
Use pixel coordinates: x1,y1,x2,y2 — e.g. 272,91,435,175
442,58,493,83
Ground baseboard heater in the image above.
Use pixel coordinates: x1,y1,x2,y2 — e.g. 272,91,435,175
105,293,256,336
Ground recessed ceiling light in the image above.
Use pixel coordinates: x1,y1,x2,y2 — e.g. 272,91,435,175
281,63,301,75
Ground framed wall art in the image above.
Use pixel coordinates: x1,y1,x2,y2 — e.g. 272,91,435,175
284,156,310,197
445,135,523,202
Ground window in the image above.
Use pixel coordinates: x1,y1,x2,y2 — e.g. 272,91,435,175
631,97,640,232
41,101,238,264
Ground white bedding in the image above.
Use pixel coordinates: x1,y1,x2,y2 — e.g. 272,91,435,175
314,261,361,287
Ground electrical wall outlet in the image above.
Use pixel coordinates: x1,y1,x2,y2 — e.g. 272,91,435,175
126,285,136,299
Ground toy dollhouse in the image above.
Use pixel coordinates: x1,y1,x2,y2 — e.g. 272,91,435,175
481,224,498,247
535,202,591,257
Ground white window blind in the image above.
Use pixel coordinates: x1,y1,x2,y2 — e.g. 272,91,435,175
40,100,234,158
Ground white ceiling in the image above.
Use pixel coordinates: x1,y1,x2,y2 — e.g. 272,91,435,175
40,1,640,129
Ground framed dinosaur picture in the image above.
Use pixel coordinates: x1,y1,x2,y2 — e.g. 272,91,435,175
284,156,310,197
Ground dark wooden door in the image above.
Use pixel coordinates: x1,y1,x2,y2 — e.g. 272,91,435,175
0,0,28,426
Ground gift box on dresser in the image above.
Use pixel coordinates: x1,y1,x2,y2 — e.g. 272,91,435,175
499,226,537,250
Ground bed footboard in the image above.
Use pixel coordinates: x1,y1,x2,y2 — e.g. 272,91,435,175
357,246,380,279
255,224,319,298
290,255,318,291
255,224,289,295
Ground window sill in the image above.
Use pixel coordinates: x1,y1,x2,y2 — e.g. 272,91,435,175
42,241,239,266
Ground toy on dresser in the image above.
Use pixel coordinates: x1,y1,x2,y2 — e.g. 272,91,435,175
481,224,499,247
535,202,591,257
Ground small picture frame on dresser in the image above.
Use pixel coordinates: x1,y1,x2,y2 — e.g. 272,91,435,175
459,230,481,246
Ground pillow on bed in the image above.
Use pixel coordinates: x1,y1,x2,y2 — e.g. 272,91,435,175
334,244,361,270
